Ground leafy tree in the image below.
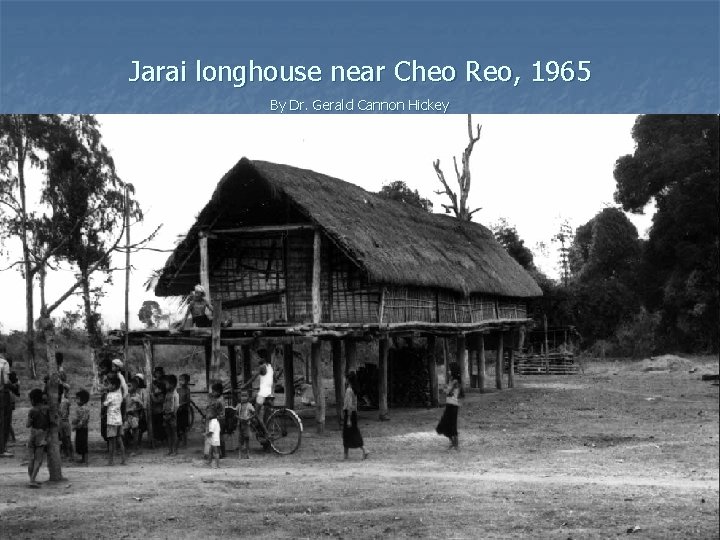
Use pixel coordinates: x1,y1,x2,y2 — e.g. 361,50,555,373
42,115,142,349
614,114,719,351
491,218,536,271
138,300,161,328
0,114,64,375
377,180,433,212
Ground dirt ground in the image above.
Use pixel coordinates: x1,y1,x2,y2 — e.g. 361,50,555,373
1,357,718,539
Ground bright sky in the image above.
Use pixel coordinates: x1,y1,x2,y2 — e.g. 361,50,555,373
0,114,651,332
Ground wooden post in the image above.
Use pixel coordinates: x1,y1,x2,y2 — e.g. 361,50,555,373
143,339,155,447
332,340,344,428
378,337,389,421
204,341,212,394
241,344,252,385
211,301,222,383
283,343,294,409
123,186,130,364
457,334,469,391
478,334,486,393
310,341,325,433
426,335,439,407
199,231,211,304
228,345,238,406
312,230,322,324
508,342,515,389
495,332,504,390
442,338,449,381
345,339,357,375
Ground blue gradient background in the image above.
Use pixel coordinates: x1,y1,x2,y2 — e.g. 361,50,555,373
0,1,717,113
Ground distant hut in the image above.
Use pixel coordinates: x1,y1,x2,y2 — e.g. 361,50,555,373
124,158,542,432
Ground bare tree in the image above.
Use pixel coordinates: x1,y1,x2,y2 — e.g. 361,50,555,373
433,114,482,221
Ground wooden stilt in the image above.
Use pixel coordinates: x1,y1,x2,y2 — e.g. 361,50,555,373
311,341,325,433
478,334,486,393
508,343,515,389
199,232,211,304
228,345,238,406
457,334,469,391
312,230,322,324
378,337,389,421
495,333,504,390
332,340,344,428
442,338,449,380
283,343,294,409
211,301,222,384
241,344,252,386
345,339,357,375
426,335,439,407
143,339,155,447
204,341,212,394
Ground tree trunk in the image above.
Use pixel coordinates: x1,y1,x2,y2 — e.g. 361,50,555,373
80,269,102,393
18,144,36,378
41,317,64,481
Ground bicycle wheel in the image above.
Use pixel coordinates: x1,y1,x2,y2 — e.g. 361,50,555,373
265,408,303,455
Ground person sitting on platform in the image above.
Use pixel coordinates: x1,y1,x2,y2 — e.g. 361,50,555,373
178,285,213,329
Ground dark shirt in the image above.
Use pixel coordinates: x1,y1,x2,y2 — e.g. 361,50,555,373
28,406,50,430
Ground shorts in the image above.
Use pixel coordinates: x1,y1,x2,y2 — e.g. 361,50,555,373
106,424,122,438
29,428,48,448
125,415,140,430
163,415,177,430
256,395,271,407
238,420,251,441
59,421,72,439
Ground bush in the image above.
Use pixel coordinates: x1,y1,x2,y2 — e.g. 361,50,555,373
612,308,661,358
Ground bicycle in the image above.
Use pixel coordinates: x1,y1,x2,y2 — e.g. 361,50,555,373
243,394,303,455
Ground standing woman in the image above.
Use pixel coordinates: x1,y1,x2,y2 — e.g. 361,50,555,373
342,372,369,460
436,368,461,450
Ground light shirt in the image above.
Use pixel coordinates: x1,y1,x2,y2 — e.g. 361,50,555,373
343,387,357,413
208,418,221,446
0,355,9,388
258,364,274,399
236,402,254,421
104,389,123,426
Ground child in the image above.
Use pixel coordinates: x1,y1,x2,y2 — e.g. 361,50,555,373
342,372,369,460
8,371,19,444
26,388,50,487
58,384,74,460
103,376,126,465
162,375,179,455
125,378,144,454
177,374,191,447
436,369,461,450
72,389,90,465
236,390,254,459
205,382,225,458
206,412,221,469
150,373,166,444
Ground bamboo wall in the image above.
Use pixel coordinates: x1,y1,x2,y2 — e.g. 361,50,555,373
209,231,526,326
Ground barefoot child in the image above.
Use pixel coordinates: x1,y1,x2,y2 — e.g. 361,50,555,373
205,382,226,458
58,384,73,460
236,390,254,459
125,378,144,454
72,389,90,464
177,374,191,447
104,376,126,465
26,388,50,487
163,375,179,455
206,412,221,469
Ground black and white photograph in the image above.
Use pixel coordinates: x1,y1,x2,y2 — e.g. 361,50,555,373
0,114,717,538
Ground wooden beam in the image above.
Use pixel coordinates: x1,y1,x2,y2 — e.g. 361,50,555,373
457,334,469,391
211,301,222,383
212,224,316,235
221,289,285,309
378,287,386,325
228,344,238,406
426,335,439,407
310,341,325,433
495,332,504,390
345,339,358,375
283,343,294,409
312,230,322,324
143,339,155,447
332,340,344,429
378,337,389,421
241,344,252,385
478,334,486,393
199,232,211,303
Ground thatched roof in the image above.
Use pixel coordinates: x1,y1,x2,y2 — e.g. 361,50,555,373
155,158,542,298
